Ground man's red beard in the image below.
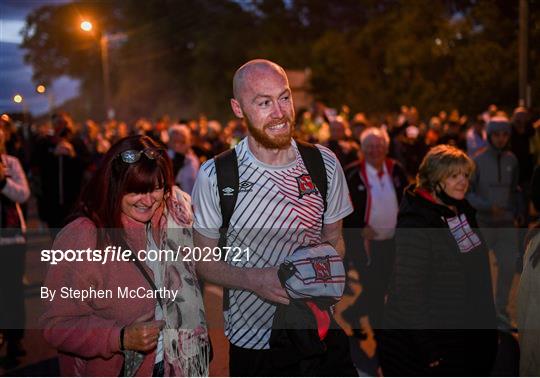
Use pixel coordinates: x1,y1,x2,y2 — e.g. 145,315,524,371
246,117,294,149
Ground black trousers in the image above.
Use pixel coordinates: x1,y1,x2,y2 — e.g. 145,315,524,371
348,238,395,331
379,329,498,376
0,243,26,343
229,328,358,377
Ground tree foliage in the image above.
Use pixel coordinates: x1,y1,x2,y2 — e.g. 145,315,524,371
20,0,540,121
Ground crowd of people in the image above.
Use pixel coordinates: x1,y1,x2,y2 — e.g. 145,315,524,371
1,58,540,376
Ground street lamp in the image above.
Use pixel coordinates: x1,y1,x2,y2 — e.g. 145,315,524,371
80,19,115,120
36,84,54,117
12,94,29,123
80,20,93,32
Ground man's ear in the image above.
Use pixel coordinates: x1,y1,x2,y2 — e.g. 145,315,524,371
230,98,244,119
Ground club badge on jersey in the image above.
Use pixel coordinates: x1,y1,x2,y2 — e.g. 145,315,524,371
296,174,318,198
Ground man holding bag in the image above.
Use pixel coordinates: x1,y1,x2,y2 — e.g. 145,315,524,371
192,59,356,376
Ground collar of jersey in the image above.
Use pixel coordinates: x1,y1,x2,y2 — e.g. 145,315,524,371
243,137,298,171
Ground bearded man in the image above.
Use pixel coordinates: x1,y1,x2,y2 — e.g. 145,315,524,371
191,59,357,376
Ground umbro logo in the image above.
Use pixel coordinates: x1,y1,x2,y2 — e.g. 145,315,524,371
239,181,254,192
222,187,235,196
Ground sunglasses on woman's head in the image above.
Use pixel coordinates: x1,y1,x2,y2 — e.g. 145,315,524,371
118,148,163,163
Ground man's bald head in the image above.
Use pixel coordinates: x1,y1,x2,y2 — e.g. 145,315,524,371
232,59,288,103
230,59,295,150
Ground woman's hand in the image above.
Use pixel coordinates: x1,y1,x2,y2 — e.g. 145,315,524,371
123,318,165,353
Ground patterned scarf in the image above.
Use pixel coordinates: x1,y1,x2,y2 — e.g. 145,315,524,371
124,187,210,376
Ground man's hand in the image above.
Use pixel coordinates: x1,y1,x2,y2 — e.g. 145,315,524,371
194,230,290,304
245,267,290,305
123,311,164,353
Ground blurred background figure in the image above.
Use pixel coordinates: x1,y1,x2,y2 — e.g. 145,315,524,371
530,119,540,214
511,107,534,189
80,119,111,183
324,116,359,168
224,119,247,148
134,118,154,138
530,118,540,166
205,120,227,158
466,115,487,157
518,225,540,377
511,107,534,272
425,116,443,147
438,118,466,151
0,125,30,369
167,124,199,195
155,116,171,144
468,116,521,330
393,125,429,181
350,113,369,146
31,112,90,237
343,127,408,351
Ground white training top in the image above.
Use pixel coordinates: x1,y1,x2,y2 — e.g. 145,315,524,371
192,138,353,349
365,162,398,240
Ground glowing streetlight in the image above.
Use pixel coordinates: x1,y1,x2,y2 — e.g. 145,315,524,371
36,84,54,116
12,94,28,121
79,19,116,119
80,20,93,32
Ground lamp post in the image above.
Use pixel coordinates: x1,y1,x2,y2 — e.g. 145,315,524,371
13,93,29,124
518,0,530,107
13,94,23,105
80,20,115,120
36,84,55,117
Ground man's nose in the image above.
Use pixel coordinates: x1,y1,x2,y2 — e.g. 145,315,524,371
271,101,284,119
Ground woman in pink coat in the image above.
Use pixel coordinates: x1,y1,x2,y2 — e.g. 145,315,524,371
41,135,209,376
